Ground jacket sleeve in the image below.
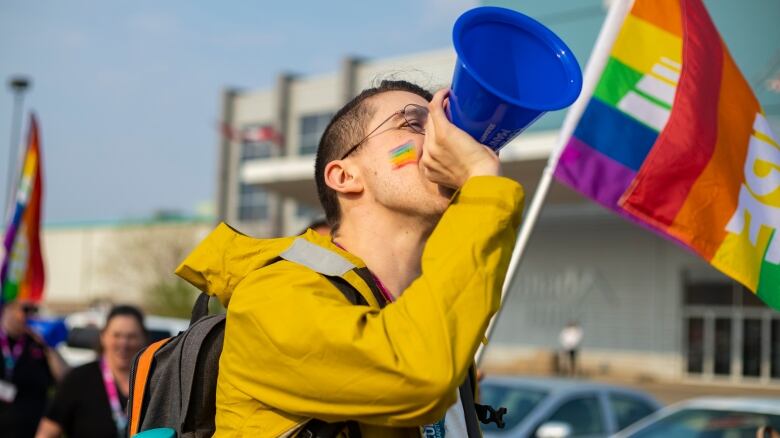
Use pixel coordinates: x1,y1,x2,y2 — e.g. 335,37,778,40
220,176,524,427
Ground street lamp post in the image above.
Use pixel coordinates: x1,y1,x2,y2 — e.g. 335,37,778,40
4,76,31,224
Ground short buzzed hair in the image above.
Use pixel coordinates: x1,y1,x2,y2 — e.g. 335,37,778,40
314,80,433,230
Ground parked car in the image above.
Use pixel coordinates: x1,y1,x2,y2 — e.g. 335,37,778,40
480,376,662,438
612,397,780,438
57,310,190,366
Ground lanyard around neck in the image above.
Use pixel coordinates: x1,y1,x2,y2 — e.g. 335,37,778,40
99,358,127,437
331,240,395,303
0,331,26,379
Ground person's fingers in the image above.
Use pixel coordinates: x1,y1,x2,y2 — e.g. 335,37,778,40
422,110,435,155
427,89,451,142
421,118,445,171
420,143,435,170
428,88,448,121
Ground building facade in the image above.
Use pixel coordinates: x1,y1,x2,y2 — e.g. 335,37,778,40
42,216,212,313
216,2,780,385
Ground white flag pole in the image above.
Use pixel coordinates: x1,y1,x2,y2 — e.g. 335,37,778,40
476,0,636,365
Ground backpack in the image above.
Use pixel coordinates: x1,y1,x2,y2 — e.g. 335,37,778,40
126,275,368,438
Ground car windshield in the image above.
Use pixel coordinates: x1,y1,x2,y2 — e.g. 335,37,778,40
629,408,780,438
479,383,549,433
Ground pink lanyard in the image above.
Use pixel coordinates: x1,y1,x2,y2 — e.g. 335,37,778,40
0,331,25,379
371,274,395,303
99,358,127,436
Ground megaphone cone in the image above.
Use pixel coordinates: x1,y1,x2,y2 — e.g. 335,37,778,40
448,7,583,151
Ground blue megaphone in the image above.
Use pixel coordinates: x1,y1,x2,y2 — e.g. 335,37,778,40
447,7,583,151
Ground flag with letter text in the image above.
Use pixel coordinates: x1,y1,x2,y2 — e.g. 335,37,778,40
554,0,780,308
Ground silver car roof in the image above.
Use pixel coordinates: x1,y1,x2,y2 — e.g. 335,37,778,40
671,397,780,415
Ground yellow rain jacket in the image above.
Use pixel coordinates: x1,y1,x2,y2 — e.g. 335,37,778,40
176,176,524,437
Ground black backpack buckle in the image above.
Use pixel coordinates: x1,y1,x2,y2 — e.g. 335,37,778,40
475,403,507,429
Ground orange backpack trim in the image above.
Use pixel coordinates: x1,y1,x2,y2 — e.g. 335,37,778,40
129,338,169,436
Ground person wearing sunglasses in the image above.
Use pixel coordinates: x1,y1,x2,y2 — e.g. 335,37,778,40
0,301,69,438
178,79,524,436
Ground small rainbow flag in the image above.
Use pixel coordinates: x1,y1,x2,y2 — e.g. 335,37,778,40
389,141,417,168
554,0,779,308
1,114,45,308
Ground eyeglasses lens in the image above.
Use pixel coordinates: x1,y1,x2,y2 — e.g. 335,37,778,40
404,105,427,134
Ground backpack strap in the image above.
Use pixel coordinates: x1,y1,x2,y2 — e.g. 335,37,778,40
279,237,370,437
472,363,507,430
280,238,355,276
190,292,211,325
324,276,369,306
352,267,388,309
178,314,226,433
280,237,388,309
459,366,484,438
129,338,170,436
299,419,362,438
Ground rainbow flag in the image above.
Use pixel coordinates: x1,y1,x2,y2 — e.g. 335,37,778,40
1,114,45,308
554,0,779,308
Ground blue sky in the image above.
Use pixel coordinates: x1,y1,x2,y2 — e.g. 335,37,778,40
0,0,476,223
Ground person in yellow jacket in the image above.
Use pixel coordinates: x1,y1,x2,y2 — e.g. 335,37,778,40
176,80,525,437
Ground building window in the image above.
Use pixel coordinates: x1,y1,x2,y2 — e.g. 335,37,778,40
238,183,268,221
684,280,766,308
299,112,333,155
683,277,779,381
241,139,272,161
240,123,282,161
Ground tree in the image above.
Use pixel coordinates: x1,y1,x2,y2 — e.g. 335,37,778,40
99,221,213,318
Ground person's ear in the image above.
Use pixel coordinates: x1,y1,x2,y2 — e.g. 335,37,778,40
324,160,363,195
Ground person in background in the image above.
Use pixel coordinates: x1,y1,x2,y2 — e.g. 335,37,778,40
36,305,148,438
0,300,69,438
559,320,583,377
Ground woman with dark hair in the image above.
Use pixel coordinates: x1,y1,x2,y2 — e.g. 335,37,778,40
36,305,148,438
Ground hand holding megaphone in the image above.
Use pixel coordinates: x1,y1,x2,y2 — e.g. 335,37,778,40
448,7,583,151
421,88,500,190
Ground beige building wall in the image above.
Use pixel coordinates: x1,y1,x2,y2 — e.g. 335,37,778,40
233,89,276,126
288,73,341,157
41,219,212,312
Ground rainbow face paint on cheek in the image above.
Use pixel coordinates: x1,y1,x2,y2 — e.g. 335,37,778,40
389,141,417,169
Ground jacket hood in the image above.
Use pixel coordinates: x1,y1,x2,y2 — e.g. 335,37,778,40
175,223,361,306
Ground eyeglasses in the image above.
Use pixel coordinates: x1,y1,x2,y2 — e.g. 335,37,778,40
22,304,38,316
340,103,428,160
